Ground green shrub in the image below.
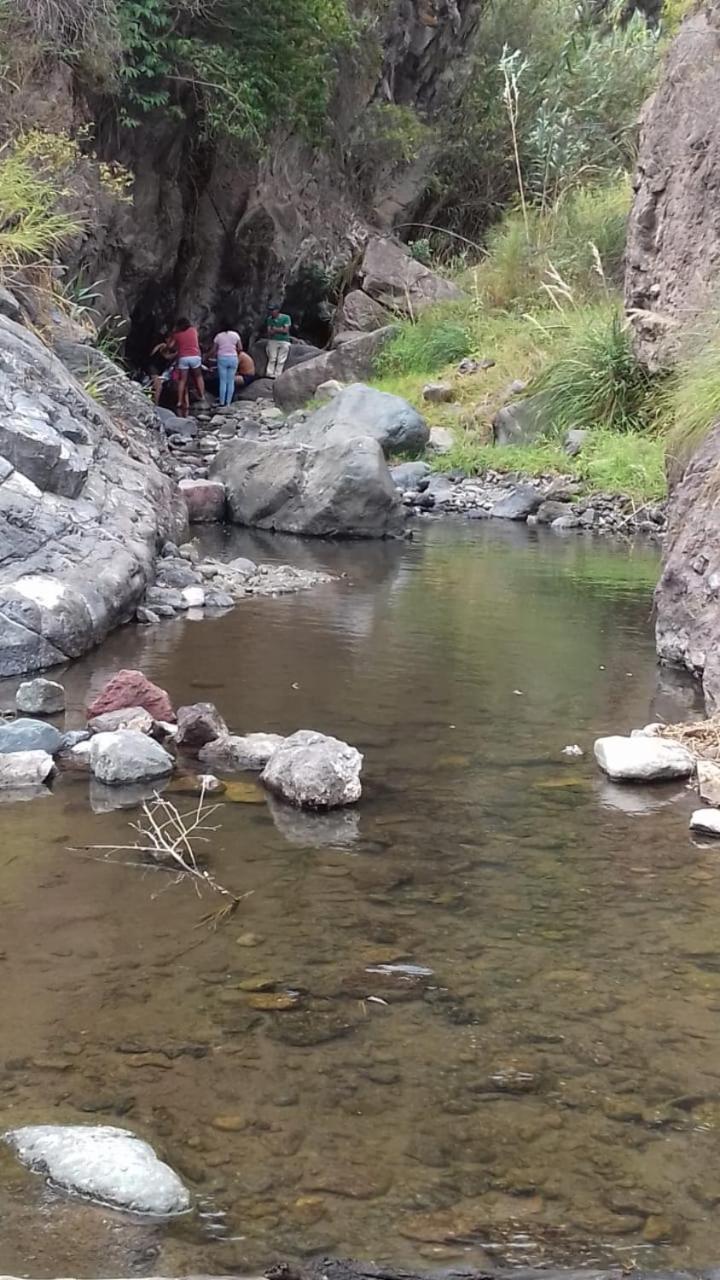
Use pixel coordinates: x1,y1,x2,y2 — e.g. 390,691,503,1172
376,303,474,377
533,306,655,434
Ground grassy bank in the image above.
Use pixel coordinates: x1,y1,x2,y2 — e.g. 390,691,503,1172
370,178,720,506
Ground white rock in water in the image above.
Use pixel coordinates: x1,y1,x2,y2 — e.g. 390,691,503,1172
0,750,54,788
562,744,584,757
182,585,205,608
594,735,695,782
690,809,720,837
15,678,65,715
89,730,174,786
261,729,362,809
5,1124,190,1215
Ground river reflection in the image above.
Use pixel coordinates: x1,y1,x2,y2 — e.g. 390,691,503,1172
0,520,715,1278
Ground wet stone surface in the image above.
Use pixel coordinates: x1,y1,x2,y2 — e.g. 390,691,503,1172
0,519,711,1276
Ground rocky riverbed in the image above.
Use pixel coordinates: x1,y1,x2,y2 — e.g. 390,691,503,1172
164,396,667,543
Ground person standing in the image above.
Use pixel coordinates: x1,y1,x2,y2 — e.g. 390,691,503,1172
265,303,292,378
169,317,205,417
213,322,242,406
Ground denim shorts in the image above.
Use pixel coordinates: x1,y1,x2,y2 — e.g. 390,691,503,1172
178,355,202,370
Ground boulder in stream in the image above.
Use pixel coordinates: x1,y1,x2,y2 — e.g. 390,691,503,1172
0,750,55,788
89,730,175,786
87,670,175,722
261,729,363,809
284,383,429,457
594,735,695,782
175,703,228,751
5,1124,190,1215
199,732,285,772
0,718,63,755
213,436,406,539
15,678,65,715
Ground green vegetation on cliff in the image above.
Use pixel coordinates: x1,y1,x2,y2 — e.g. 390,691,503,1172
3,0,354,144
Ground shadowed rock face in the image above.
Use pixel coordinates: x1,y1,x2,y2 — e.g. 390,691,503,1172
0,316,183,677
625,0,720,369
655,420,720,710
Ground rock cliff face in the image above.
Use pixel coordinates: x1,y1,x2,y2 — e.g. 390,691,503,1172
7,0,481,355
655,422,720,711
0,316,183,676
627,2,720,707
625,0,720,370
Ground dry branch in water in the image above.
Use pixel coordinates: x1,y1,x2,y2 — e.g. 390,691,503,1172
71,782,248,927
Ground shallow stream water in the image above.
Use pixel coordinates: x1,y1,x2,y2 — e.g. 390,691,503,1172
0,519,717,1278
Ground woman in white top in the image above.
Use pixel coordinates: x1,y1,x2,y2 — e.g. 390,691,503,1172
213,322,242,406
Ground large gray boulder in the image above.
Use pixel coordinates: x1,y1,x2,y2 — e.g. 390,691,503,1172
5,1124,190,1215
212,436,406,539
273,329,396,411
89,730,175,785
0,316,183,676
359,236,464,314
284,383,429,457
261,729,363,809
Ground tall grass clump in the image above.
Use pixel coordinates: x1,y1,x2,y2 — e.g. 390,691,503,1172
533,306,655,435
474,175,631,311
376,302,473,377
0,138,81,270
663,328,720,461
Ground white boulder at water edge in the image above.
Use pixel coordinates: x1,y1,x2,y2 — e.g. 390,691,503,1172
4,1125,190,1215
594,735,696,782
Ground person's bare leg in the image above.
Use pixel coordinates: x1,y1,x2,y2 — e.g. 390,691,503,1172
152,375,163,404
177,370,189,416
193,367,206,402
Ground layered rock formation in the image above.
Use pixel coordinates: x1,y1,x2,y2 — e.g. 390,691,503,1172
0,316,183,676
625,0,720,370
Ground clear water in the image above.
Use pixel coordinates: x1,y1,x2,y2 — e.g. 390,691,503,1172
0,519,714,1279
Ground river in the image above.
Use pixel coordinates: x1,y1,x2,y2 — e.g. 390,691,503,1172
0,519,716,1278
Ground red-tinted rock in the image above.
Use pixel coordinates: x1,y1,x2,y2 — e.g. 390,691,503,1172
178,479,226,524
175,703,228,751
87,670,175,723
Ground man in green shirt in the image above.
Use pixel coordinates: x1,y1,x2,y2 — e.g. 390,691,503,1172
265,304,292,378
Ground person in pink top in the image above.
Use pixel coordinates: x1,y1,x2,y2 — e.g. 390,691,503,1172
169,317,205,417
212,321,242,406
